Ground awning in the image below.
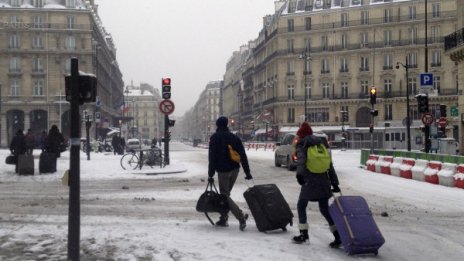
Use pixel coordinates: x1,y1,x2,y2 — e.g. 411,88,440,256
279,126,299,133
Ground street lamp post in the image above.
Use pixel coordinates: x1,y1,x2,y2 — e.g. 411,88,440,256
396,57,411,151
299,49,311,121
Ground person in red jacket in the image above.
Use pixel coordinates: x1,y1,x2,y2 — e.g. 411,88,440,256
208,116,252,231
292,122,342,248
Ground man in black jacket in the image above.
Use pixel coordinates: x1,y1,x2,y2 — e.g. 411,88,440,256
208,116,252,231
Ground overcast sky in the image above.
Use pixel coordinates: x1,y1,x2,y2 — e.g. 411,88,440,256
95,0,277,117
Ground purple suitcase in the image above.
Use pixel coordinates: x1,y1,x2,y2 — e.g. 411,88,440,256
329,196,385,255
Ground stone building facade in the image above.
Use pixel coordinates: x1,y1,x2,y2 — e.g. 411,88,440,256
0,0,124,146
220,0,459,149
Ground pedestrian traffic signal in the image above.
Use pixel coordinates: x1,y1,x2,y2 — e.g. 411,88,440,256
369,124,373,133
161,78,171,99
369,87,376,105
416,94,429,113
440,104,447,118
370,109,378,117
65,72,97,105
168,119,176,127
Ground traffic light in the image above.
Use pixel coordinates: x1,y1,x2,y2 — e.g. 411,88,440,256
369,87,376,105
416,94,429,113
161,78,171,99
440,104,447,118
370,109,378,117
341,111,348,122
168,119,176,127
369,124,373,133
65,72,97,105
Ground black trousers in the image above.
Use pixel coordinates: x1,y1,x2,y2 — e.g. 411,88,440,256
297,198,334,226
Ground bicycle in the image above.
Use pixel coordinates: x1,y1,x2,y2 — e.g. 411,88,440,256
120,146,165,170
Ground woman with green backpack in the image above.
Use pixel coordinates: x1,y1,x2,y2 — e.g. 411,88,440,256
292,122,342,248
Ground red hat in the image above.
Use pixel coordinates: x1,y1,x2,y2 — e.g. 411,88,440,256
297,122,313,138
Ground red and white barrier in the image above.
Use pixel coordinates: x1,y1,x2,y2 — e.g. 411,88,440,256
424,161,442,185
380,156,394,175
374,156,385,173
454,165,464,189
437,163,457,187
411,159,429,182
399,158,415,179
366,155,378,172
390,157,404,177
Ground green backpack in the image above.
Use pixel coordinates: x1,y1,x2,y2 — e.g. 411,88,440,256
305,144,331,173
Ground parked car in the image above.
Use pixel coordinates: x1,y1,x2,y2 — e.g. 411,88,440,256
126,138,141,152
274,132,330,171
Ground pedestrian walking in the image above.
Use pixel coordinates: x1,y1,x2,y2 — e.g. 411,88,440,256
45,125,65,158
25,129,36,155
10,129,26,173
208,116,252,231
292,122,342,248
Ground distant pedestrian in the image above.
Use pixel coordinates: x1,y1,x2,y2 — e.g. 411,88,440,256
208,116,252,231
112,135,119,155
10,129,26,173
25,129,36,155
45,125,65,158
40,131,47,152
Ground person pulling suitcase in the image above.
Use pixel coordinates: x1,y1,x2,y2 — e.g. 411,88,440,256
292,122,342,248
208,116,252,231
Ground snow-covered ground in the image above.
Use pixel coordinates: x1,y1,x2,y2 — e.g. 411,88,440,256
0,143,463,260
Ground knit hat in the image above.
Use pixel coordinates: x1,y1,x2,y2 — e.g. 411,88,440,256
216,116,228,128
297,122,313,138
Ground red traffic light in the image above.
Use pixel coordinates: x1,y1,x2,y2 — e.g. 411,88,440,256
162,78,171,85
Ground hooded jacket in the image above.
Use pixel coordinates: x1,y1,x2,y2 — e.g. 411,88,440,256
208,126,250,176
296,134,339,201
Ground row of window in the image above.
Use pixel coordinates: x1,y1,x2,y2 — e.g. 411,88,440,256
7,34,78,49
8,78,45,96
8,57,75,73
286,51,442,75
7,0,77,8
284,76,443,100
3,15,76,29
288,3,442,32
287,26,442,53
285,103,445,124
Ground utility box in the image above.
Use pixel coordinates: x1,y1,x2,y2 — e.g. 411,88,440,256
438,138,459,155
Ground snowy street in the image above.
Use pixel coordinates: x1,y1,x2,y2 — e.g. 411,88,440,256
1,142,463,260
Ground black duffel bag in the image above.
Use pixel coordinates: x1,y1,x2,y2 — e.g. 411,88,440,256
196,179,229,225
5,155,17,165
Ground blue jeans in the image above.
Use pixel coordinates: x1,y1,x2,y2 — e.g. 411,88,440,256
297,198,334,226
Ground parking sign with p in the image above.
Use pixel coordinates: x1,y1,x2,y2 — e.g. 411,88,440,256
420,73,433,90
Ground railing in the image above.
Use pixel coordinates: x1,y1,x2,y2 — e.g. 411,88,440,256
280,11,456,34
0,22,92,31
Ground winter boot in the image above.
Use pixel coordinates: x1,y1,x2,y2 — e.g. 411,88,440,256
239,213,249,231
329,225,342,248
215,214,229,227
292,224,309,244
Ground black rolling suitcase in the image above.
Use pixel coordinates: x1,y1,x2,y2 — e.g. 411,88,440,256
17,154,34,175
243,184,293,232
39,152,57,174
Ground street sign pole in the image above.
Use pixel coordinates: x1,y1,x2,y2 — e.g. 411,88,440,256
164,115,170,165
68,58,81,261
